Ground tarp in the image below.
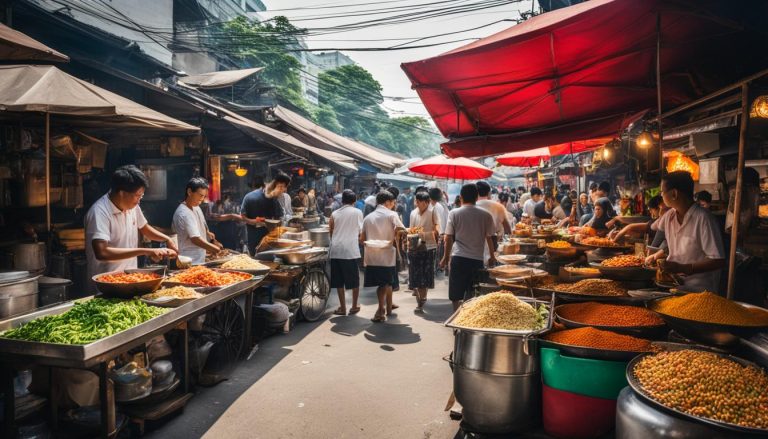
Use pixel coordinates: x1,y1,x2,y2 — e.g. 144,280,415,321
0,23,69,62
179,68,264,89
402,0,768,157
273,105,404,173
172,85,357,172
0,65,199,133
496,138,611,167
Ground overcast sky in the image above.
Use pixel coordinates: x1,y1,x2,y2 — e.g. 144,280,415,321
260,0,526,123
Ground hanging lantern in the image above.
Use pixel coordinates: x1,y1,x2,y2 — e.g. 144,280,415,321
751,96,768,118
234,167,248,177
298,167,305,176
636,131,654,148
666,151,699,180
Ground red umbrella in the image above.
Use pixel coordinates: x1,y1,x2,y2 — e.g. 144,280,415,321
496,138,610,167
409,155,492,180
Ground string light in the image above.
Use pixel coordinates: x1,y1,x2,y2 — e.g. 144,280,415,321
636,131,654,148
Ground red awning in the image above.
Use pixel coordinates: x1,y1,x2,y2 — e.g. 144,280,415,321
402,0,768,157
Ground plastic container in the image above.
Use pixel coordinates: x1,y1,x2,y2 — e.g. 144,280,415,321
540,347,628,399
543,383,617,439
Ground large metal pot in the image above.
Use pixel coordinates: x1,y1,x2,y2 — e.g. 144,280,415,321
0,274,40,318
308,228,330,247
616,387,756,439
452,363,541,434
300,216,320,230
452,328,539,375
10,242,46,273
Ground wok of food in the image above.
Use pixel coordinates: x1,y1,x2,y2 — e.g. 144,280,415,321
97,272,161,284
601,255,645,268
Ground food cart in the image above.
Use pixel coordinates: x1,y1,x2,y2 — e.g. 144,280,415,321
0,267,266,439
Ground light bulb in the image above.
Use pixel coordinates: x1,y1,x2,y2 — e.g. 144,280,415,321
636,131,653,148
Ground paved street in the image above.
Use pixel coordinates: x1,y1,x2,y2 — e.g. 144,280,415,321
146,275,462,439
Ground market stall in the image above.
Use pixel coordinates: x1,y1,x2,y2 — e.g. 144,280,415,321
441,220,768,438
0,266,267,439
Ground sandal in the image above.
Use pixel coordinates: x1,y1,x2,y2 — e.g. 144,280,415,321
371,313,386,323
348,306,361,315
333,307,346,316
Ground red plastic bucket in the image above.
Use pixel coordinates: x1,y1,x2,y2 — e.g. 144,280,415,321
543,383,617,439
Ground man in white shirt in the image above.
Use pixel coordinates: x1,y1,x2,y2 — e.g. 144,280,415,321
523,187,543,221
85,165,178,283
173,178,223,265
361,191,405,322
647,171,725,292
476,181,512,261
408,191,440,312
329,190,364,316
428,187,448,274
440,184,497,310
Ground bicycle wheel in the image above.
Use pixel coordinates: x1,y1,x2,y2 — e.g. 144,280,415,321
200,299,245,373
299,267,330,322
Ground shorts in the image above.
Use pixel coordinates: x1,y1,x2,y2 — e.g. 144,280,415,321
364,266,397,288
408,249,436,289
448,256,484,301
330,258,360,289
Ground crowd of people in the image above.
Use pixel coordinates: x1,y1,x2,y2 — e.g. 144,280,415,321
83,165,749,311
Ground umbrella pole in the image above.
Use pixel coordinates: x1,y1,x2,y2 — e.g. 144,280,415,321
45,112,51,233
727,84,749,299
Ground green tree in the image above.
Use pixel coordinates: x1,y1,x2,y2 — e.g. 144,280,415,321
216,16,309,113
319,65,441,158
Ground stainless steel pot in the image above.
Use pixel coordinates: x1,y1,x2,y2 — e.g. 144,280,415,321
300,216,320,230
452,363,541,434
616,387,756,438
308,228,330,247
452,328,539,375
0,275,40,318
11,242,46,273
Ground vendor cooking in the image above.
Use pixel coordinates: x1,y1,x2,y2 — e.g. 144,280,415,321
646,171,726,292
85,165,178,283
241,172,291,254
173,177,224,265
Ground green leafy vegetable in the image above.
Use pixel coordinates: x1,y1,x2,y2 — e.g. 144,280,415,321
1,298,167,344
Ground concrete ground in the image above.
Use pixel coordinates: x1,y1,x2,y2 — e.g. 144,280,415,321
144,274,464,439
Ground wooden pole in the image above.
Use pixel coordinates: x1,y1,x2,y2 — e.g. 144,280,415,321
45,112,51,233
727,84,749,299
656,12,664,174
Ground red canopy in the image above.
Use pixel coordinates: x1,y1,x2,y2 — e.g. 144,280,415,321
402,0,767,157
408,155,492,180
496,138,610,167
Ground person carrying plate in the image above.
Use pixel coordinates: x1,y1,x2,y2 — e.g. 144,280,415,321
85,165,178,286
361,190,405,322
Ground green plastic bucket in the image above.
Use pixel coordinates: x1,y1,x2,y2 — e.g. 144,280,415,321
540,347,628,399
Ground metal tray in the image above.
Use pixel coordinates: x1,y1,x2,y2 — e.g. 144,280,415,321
163,269,255,288
92,268,165,298
538,336,649,362
647,298,768,347
596,264,657,281
626,348,768,436
277,247,328,265
0,279,261,367
444,295,553,336
140,286,218,308
554,304,668,339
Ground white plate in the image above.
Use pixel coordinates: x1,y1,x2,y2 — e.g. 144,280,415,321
364,240,392,249
496,254,527,264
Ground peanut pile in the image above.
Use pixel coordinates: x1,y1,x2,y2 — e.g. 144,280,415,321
634,350,768,429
